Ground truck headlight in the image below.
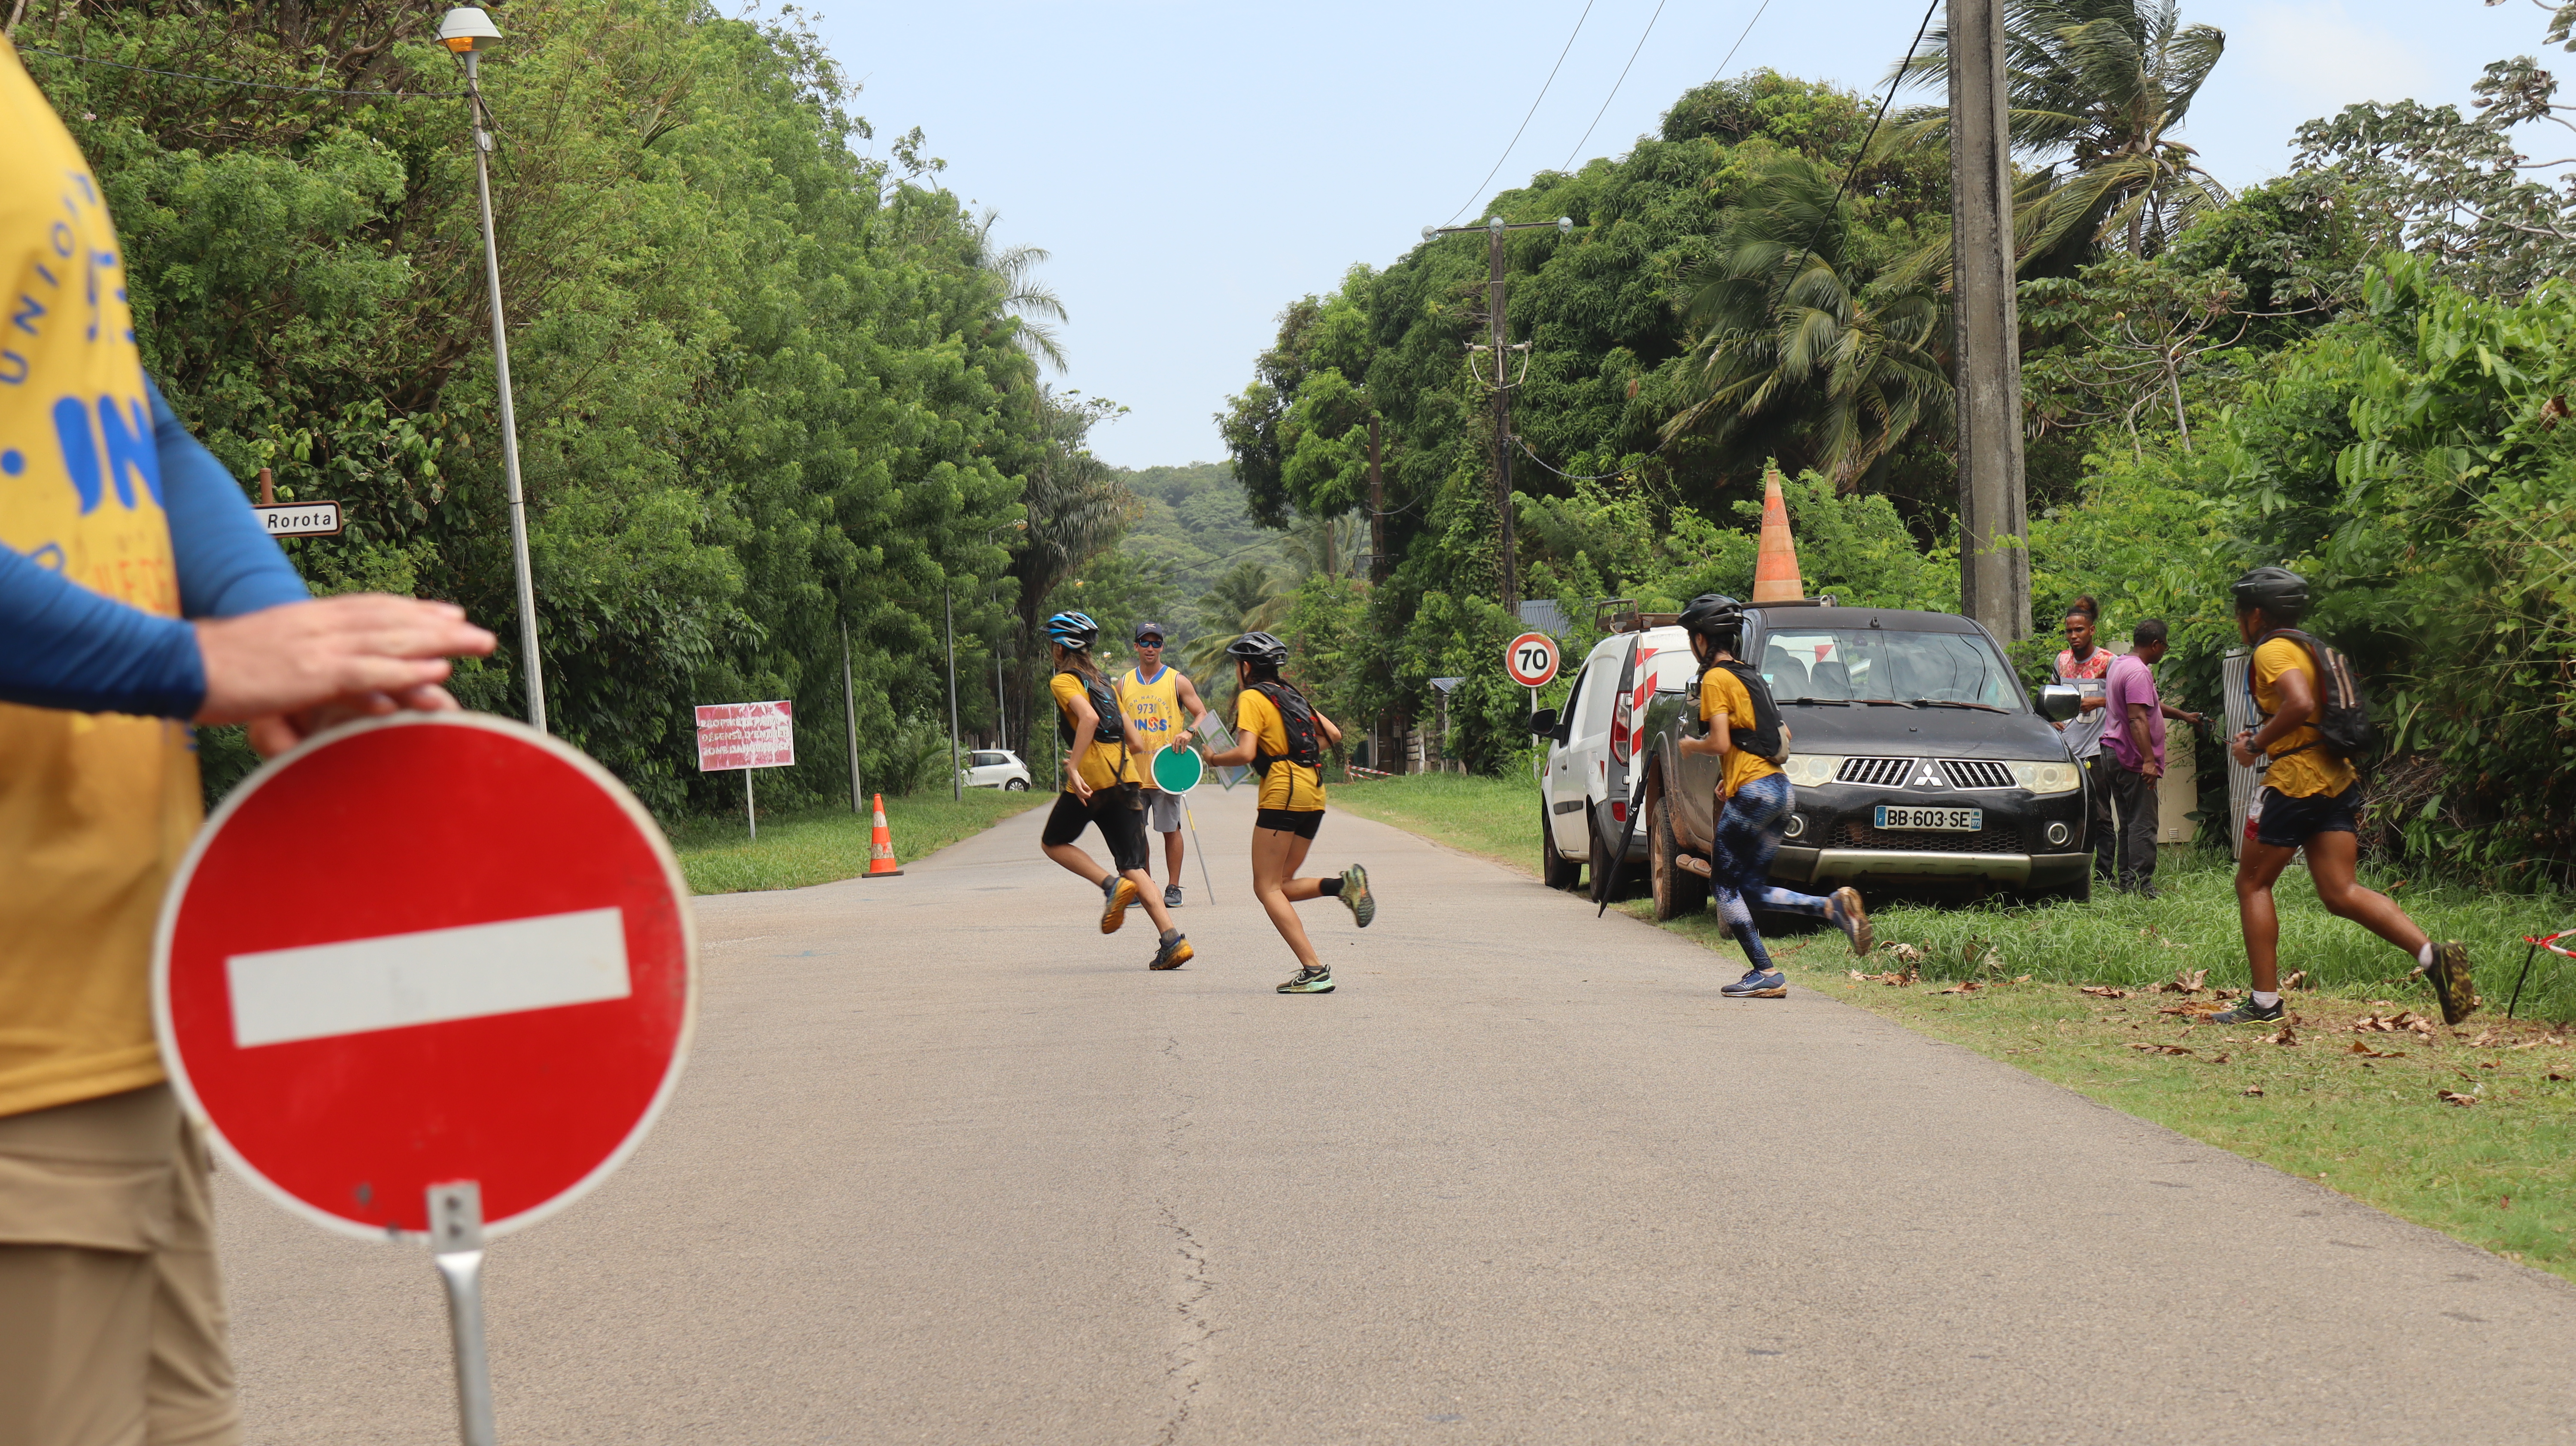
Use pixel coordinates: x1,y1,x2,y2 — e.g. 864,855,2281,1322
1783,754,1843,788
2008,760,2081,794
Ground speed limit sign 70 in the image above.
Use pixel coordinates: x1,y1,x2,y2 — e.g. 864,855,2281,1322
1505,632,1561,689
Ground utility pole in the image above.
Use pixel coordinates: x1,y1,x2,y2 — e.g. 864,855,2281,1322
945,583,961,802
1421,214,1574,616
1948,0,2031,643
1366,414,1389,586
841,617,862,814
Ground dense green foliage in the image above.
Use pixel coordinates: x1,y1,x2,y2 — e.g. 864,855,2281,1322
27,0,1112,814
1219,4,2576,886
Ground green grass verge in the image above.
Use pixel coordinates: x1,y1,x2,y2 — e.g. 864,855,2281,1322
1332,771,1544,872
668,788,1045,894
1343,771,2576,1281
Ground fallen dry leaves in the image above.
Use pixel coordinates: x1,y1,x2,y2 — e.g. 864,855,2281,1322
2437,1090,2479,1107
2128,1042,2196,1056
2270,1023,2299,1046
2354,1012,2439,1037
2283,969,2309,990
2081,985,2130,999
2348,1041,2407,1059
2243,1085,2265,1097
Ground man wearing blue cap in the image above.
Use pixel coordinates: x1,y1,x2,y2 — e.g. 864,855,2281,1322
1120,622,1208,907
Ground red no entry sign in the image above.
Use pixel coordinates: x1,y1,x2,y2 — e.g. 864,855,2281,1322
154,713,696,1241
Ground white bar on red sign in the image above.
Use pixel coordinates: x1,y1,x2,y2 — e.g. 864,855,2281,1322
693,700,795,770
225,907,631,1048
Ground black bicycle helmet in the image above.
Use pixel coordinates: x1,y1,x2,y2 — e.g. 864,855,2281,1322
1677,593,1745,638
1225,631,1290,667
1044,610,1100,650
2230,566,2309,625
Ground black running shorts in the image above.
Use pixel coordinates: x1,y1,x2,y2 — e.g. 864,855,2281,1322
1253,807,1324,840
2250,784,2359,850
1044,787,1150,872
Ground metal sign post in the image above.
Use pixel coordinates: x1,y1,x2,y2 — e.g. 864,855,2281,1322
1150,744,1216,902
429,1182,495,1446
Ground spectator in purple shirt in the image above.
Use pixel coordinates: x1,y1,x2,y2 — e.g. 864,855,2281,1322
2100,619,2205,896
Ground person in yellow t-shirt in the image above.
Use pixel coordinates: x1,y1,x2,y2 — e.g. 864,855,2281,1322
1670,595,1869,999
1119,621,1209,908
0,43,497,1445
1198,632,1373,994
2206,567,2470,1028
1036,611,1190,969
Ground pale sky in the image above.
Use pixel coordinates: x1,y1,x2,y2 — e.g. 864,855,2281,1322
806,0,2561,468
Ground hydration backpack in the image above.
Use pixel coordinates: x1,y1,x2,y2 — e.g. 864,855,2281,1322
1249,681,1322,774
1056,669,1128,747
2251,629,2375,763
1699,660,1787,764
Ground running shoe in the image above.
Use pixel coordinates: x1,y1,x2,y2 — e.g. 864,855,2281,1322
1277,965,1335,994
2419,940,2476,1024
1340,865,1375,928
1100,875,1138,934
1828,887,1872,958
1164,885,1185,909
1720,969,1787,999
1150,933,1194,970
2206,996,2284,1025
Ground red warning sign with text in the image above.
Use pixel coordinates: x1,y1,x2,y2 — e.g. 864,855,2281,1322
695,701,795,770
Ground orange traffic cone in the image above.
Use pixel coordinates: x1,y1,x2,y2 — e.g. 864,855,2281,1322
1750,465,1804,603
863,793,905,878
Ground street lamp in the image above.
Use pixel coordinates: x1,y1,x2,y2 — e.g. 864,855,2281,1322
440,6,546,732
948,519,1027,802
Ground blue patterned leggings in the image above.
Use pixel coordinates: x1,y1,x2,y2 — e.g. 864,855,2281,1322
1712,772,1831,973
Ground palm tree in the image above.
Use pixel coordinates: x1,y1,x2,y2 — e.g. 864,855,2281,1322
1014,387,1140,650
1180,559,1288,677
968,209,1071,372
1663,154,1952,491
1894,0,2230,261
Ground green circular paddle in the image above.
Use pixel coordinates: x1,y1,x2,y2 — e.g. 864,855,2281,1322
1149,743,1204,794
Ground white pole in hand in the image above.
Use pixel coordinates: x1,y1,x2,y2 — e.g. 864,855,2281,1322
428,1183,496,1446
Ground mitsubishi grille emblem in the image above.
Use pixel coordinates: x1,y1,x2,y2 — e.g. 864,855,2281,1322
1916,763,1943,788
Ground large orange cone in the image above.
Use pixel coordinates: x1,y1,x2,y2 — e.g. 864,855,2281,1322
863,793,905,878
1750,466,1804,603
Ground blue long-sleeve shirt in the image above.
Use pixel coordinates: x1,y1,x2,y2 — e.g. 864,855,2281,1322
0,376,309,717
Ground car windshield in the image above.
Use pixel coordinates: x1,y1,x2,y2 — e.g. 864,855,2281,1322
1758,629,2021,711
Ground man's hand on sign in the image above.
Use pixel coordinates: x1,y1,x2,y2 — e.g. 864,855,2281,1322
194,595,497,756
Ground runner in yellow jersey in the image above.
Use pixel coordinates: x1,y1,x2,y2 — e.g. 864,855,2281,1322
1119,621,1208,909
1198,632,1374,993
2206,567,2469,1027
0,43,493,1441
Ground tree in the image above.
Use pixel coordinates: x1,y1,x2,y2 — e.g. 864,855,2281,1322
1665,152,1952,491
1896,0,2231,263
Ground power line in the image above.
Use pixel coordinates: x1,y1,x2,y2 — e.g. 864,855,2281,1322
1560,0,1669,170
1442,0,1600,227
18,44,459,98
1756,0,1938,317
1706,0,1776,85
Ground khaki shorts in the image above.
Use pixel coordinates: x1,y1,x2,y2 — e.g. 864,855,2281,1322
0,1084,238,1446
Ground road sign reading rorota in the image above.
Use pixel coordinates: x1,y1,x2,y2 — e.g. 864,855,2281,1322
695,701,794,770
153,713,696,1241
1505,631,1561,689
251,500,343,537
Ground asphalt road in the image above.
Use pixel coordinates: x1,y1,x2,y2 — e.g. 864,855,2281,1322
216,781,2576,1443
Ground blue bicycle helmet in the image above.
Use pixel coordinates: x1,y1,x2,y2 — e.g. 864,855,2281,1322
1044,610,1100,650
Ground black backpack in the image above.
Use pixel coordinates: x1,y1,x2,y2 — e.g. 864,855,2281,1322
2251,629,2375,763
1056,669,1127,747
1249,680,1322,773
1699,660,1786,762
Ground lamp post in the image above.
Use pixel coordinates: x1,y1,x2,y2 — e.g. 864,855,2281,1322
947,519,1027,802
440,6,546,732
1419,214,1574,614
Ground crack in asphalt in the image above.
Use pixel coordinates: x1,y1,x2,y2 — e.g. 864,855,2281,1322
1155,1034,1215,1446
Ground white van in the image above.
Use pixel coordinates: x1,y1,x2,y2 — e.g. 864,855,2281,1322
1530,618,1699,898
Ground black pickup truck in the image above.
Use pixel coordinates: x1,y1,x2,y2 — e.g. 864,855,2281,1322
1630,604,2089,920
